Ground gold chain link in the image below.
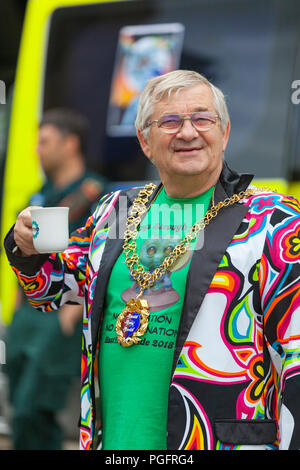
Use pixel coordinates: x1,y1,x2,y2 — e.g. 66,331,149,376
123,183,271,296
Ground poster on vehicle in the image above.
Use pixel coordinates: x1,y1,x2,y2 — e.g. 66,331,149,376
106,23,185,137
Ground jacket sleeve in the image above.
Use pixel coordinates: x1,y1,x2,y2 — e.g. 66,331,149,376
4,206,99,312
260,195,300,449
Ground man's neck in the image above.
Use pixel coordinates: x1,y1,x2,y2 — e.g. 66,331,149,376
162,169,221,199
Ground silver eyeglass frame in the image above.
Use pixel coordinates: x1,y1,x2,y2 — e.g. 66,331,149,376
144,112,220,133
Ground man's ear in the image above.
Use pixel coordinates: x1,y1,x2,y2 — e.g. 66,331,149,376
222,120,231,153
137,128,152,161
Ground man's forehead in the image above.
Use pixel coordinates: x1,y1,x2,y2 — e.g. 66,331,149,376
153,83,214,111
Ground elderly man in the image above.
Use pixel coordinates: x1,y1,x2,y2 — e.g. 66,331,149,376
4,70,300,450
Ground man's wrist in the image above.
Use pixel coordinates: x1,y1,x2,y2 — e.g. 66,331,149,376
4,226,49,274
12,245,28,257
11,240,27,257
12,244,19,254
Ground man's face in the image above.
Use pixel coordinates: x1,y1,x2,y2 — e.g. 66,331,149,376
137,84,230,185
36,124,66,176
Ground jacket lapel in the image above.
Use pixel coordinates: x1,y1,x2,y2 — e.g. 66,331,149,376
90,183,162,354
171,177,251,373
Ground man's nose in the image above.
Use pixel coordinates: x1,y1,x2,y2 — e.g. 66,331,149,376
176,118,199,139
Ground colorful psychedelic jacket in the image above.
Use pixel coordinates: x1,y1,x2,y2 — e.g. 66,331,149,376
4,163,300,450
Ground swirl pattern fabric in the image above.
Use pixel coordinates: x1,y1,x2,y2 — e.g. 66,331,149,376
8,189,300,450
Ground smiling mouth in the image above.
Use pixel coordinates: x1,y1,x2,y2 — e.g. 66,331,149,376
174,147,203,153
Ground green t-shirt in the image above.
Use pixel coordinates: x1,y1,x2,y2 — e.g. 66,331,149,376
98,185,214,450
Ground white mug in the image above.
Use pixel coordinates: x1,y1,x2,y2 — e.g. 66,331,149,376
30,207,69,253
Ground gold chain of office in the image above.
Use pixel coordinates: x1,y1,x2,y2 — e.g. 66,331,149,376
123,182,270,296
116,182,271,346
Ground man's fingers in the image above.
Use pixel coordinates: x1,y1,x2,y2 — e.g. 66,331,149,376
13,206,42,256
20,206,41,228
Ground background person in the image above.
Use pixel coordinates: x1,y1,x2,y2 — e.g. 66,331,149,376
4,107,107,450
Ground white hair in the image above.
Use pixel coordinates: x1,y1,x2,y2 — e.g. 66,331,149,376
135,70,230,137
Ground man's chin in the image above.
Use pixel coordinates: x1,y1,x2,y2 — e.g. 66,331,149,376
172,161,208,176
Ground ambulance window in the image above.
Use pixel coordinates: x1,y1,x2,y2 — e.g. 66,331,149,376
43,0,300,183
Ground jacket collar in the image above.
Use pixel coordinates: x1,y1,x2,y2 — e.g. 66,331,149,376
218,160,254,198
125,161,254,202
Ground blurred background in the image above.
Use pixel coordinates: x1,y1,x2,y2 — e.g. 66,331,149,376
0,0,300,450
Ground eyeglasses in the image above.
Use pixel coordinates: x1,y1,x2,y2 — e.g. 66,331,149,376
145,112,220,134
